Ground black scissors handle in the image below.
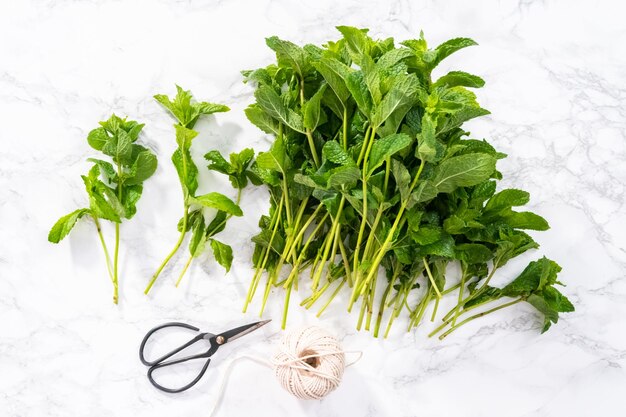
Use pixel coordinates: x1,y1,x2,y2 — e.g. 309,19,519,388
139,322,218,393
147,356,213,393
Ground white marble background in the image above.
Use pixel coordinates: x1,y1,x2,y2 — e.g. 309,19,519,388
1,0,625,416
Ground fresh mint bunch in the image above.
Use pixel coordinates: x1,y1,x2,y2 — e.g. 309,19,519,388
49,114,157,303
242,27,574,337
145,86,243,292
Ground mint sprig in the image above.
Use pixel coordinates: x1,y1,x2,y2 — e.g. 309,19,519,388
145,86,245,292
49,115,157,303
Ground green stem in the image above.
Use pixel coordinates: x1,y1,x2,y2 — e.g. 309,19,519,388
113,223,120,304
145,204,189,294
112,163,123,304
257,196,285,315
409,286,432,330
441,263,499,321
92,215,114,283
316,279,345,317
342,108,348,150
282,211,330,289
306,130,320,168
356,160,425,298
441,281,462,296
422,258,442,299
438,298,524,340
365,275,377,331
175,254,194,287
374,272,398,337
281,281,293,329
311,196,345,290
452,266,467,326
274,197,309,277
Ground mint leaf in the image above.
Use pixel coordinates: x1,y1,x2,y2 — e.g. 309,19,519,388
245,104,280,135
368,133,413,175
266,36,311,79
192,192,243,216
210,239,233,272
433,71,485,89
255,86,305,133
431,153,496,193
126,151,157,186
303,84,327,130
48,208,90,243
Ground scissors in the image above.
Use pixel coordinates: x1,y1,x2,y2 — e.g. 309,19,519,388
139,319,271,393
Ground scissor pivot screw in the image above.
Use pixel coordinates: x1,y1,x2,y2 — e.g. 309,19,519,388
216,336,225,345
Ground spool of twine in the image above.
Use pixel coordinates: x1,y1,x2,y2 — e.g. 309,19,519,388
208,325,361,416
272,326,351,400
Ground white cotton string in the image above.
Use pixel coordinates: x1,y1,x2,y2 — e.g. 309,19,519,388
208,326,362,417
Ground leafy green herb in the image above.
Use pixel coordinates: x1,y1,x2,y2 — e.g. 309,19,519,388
49,115,157,303
242,27,574,337
145,86,245,292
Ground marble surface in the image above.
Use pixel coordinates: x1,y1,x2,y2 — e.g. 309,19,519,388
1,0,625,416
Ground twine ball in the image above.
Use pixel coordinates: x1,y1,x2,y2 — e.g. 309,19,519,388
272,326,346,400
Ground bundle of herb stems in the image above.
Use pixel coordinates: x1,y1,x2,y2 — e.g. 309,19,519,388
243,27,574,337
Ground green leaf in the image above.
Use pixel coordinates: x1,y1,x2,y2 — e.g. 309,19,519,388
370,74,421,129
48,208,90,243
303,84,327,130
430,37,478,68
526,294,560,333
390,160,411,201
406,180,438,209
102,129,132,164
210,239,233,272
336,26,371,65
121,184,143,219
501,257,562,297
126,150,157,185
368,133,413,175
418,234,455,258
361,55,382,105
87,158,117,183
431,153,496,193
327,166,361,190
172,147,198,197
313,57,352,106
433,71,485,89
174,125,198,150
376,48,414,70
543,286,575,313
244,104,280,135
322,141,354,166
204,150,232,175
196,102,230,116
484,189,530,214
345,71,373,116
501,211,550,231
411,225,442,245
256,135,290,174
82,166,123,222
87,127,109,151
205,211,228,236
154,85,229,129
254,86,305,133
189,214,207,257
266,36,311,79
417,113,440,162
455,243,492,264
192,192,243,216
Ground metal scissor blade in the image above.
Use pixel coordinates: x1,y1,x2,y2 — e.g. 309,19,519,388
219,319,271,344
